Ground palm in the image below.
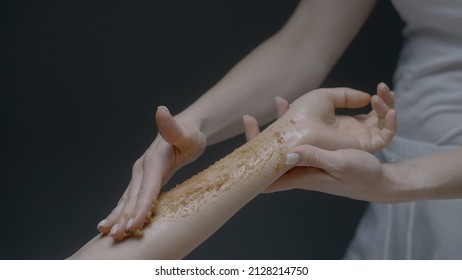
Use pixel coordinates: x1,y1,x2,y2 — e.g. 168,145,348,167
153,112,206,186
164,126,206,177
336,113,387,151
283,86,395,152
244,83,396,196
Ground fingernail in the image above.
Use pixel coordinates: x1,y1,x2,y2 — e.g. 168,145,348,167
157,106,169,113
97,219,107,230
110,224,119,236
126,218,134,230
285,153,301,165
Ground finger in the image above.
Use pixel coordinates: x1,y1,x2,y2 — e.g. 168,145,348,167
264,168,305,193
97,188,128,234
264,167,325,193
382,108,397,141
371,82,393,130
370,95,389,130
130,161,163,231
243,114,260,141
155,106,184,145
371,95,390,119
97,156,144,234
107,159,145,239
385,108,397,133
325,88,371,109
377,82,394,108
275,96,289,118
156,106,205,159
108,182,140,240
284,145,340,171
369,108,397,150
284,145,381,179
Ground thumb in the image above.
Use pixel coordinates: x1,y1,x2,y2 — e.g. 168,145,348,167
155,106,184,145
325,87,371,109
284,145,338,171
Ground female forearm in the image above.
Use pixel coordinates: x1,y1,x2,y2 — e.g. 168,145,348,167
96,0,379,239
176,0,377,145
70,111,294,259
71,86,393,259
384,147,462,202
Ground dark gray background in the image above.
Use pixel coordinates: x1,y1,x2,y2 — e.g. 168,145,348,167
0,0,403,259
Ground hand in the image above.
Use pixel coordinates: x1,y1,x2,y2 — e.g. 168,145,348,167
244,83,396,201
266,145,392,203
245,82,396,152
97,106,206,240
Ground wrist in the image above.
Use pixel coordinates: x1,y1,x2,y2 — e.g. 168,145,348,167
174,109,206,135
174,99,245,145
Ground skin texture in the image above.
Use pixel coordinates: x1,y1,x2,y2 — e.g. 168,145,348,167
102,83,395,241
97,0,379,237
71,125,288,259
93,0,462,255
245,86,462,204
265,143,462,203
70,85,395,258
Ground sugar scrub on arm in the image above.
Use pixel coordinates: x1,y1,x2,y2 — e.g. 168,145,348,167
70,125,288,259
69,86,395,259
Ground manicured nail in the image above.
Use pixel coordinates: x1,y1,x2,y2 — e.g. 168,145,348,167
285,153,301,165
97,219,107,230
126,218,134,230
157,106,169,113
110,224,119,236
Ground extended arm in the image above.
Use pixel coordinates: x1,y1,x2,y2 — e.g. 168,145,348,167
71,86,395,259
178,0,378,143
99,0,379,238
70,122,289,259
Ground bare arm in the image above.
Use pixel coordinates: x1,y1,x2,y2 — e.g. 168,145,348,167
269,144,462,203
72,86,395,259
100,0,379,238
179,0,378,143
70,122,289,259
385,147,462,202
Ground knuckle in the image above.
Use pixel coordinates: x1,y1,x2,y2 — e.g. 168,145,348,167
302,148,319,167
128,193,140,201
136,189,150,200
142,154,155,166
117,196,126,205
121,211,132,220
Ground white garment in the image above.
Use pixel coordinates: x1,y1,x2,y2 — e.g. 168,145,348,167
392,0,462,145
346,0,462,259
